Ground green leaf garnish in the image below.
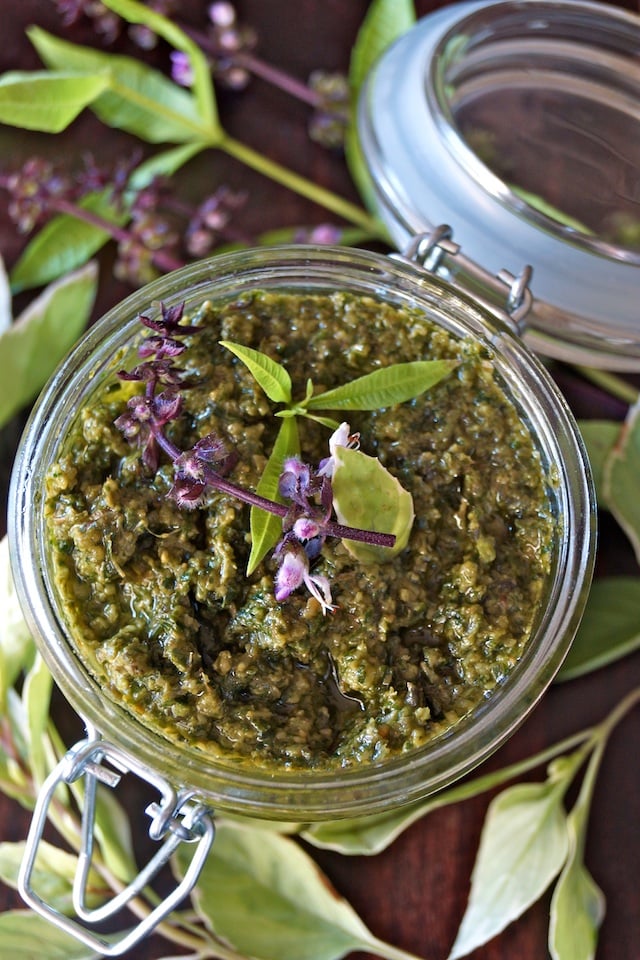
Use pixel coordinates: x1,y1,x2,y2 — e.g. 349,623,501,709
248,417,300,574
0,72,109,132
331,446,414,562
221,341,293,404
603,399,640,564
304,358,458,411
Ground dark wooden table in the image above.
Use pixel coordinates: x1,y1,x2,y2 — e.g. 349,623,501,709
1,2,639,959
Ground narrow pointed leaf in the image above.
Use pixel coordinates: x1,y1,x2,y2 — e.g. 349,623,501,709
28,27,207,144
549,806,605,960
102,0,218,129
305,359,457,411
0,262,98,427
10,192,126,294
577,419,621,509
0,71,109,131
22,653,53,786
557,577,640,681
0,911,101,957
248,417,299,574
332,446,414,561
221,340,292,403
0,535,36,713
172,820,418,960
128,142,204,189
448,781,569,959
602,399,640,563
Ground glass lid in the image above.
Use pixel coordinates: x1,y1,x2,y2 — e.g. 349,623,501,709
358,0,640,370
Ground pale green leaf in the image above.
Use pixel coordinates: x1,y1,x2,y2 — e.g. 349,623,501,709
332,446,413,562
0,261,98,427
128,142,204,190
549,807,605,960
0,535,36,713
0,841,107,916
67,779,136,883
346,0,416,214
173,820,414,960
557,577,640,681
28,27,208,144
577,420,621,509
305,359,457,411
248,417,300,574
220,340,292,403
0,71,109,132
0,910,100,958
6,689,29,762
22,654,53,786
603,399,640,563
102,0,218,129
10,192,125,294
448,781,570,959
0,255,11,332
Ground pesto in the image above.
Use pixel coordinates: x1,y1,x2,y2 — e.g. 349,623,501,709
45,290,554,770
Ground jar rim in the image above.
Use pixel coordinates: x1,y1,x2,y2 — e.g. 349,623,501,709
8,245,596,819
358,0,640,370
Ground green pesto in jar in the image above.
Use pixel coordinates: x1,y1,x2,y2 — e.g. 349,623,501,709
44,290,554,770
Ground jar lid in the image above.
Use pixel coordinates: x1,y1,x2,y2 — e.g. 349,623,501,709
358,0,640,370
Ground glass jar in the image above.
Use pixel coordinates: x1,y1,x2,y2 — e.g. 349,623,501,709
358,0,640,369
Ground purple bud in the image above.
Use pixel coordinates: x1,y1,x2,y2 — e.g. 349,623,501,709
169,477,207,509
293,517,321,541
170,51,194,87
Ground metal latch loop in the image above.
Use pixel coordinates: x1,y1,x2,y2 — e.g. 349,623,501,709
19,733,215,957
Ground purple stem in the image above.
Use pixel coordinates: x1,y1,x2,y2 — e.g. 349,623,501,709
151,425,396,549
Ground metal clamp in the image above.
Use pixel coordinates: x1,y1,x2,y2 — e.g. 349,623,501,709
18,731,215,957
396,226,534,334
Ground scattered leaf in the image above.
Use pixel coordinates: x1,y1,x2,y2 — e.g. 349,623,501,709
21,654,53,787
220,340,292,403
305,359,457,411
0,255,11,332
332,446,413,561
603,399,640,564
248,417,299,574
0,909,100,957
0,841,107,916
0,71,109,132
577,419,621,509
448,781,569,959
557,577,640,681
173,820,422,960
28,27,207,144
0,535,36,713
548,805,605,960
0,262,97,427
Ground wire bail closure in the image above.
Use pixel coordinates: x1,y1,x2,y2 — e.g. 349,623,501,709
395,226,534,335
18,728,215,957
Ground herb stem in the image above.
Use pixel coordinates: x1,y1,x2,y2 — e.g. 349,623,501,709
220,134,385,235
152,426,395,548
573,365,639,406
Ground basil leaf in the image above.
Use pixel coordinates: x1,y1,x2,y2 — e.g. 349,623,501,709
577,419,621,509
0,71,109,132
174,820,423,960
548,804,605,960
332,446,414,561
0,256,11,332
28,27,208,144
10,192,126,294
22,653,53,787
0,910,100,958
0,262,98,427
603,399,640,563
102,0,218,130
305,359,457,411
128,142,204,190
0,840,107,915
448,781,569,959
346,0,416,214
248,417,299,575
557,577,640,682
0,535,36,713
220,340,292,403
